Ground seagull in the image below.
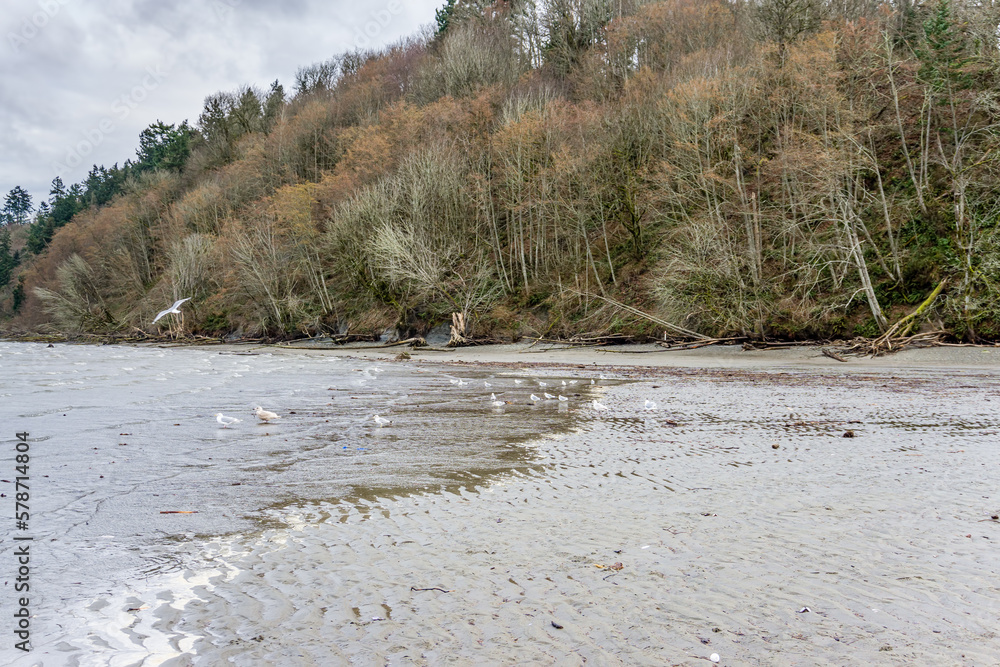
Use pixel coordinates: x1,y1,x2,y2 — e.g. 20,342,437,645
514,379,523,385
538,381,548,387
530,394,541,402
644,399,657,411
590,379,595,385
215,413,241,428
373,414,391,427
592,400,609,411
490,393,498,401
491,398,506,408
558,395,568,401
254,406,280,422
484,381,492,387
152,298,191,324
561,380,567,386
544,392,555,399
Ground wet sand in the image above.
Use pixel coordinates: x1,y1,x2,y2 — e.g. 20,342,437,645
4,344,1000,665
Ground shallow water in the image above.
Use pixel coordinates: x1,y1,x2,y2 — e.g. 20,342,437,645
0,342,597,663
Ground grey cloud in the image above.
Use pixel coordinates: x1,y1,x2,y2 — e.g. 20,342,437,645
1,0,441,204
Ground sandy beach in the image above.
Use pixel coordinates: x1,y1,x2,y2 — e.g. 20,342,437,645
4,343,1000,665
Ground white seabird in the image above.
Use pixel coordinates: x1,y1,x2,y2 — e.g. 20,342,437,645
254,406,280,422
592,400,609,411
152,298,191,324
644,399,657,411
373,414,391,427
215,413,241,428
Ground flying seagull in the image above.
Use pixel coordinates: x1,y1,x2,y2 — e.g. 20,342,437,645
254,406,280,423
152,298,191,324
216,413,241,428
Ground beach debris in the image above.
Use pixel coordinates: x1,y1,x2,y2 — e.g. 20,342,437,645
594,562,624,570
394,351,410,361
159,511,198,514
772,443,780,449
798,607,811,613
215,413,241,428
822,348,848,362
254,406,280,423
373,414,391,427
843,430,856,438
644,399,657,410
410,586,450,593
710,653,721,663
551,621,564,629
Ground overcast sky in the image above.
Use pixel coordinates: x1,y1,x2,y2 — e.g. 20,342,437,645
1,0,441,209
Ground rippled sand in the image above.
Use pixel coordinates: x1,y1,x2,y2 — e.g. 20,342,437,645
4,344,1000,665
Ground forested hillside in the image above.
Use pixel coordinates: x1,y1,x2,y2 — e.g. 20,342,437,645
3,0,1000,342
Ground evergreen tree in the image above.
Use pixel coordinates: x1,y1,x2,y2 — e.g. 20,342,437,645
134,121,194,173
2,186,33,225
0,228,17,287
436,0,458,35
918,0,973,94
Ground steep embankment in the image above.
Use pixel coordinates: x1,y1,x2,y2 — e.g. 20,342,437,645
5,0,999,342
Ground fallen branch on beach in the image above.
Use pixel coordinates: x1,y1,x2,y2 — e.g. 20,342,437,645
822,348,849,362
841,280,948,357
569,290,710,342
660,337,745,351
410,586,451,593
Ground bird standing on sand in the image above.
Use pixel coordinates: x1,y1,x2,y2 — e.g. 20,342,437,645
254,406,280,423
644,399,657,411
373,414,391,427
530,394,541,402
216,413,241,428
152,298,191,324
592,400,609,411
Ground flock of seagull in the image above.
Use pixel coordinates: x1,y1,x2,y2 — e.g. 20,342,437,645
156,298,655,431
212,369,656,431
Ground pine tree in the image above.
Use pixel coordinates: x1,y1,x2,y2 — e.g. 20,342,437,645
2,186,33,225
